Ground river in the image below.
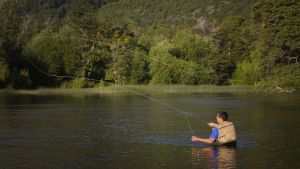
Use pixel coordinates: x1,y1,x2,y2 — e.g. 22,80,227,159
0,91,299,169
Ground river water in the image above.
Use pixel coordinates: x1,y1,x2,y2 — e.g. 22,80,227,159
0,91,299,169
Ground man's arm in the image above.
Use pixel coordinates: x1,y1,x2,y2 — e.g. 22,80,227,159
207,122,218,128
191,136,215,144
191,127,218,144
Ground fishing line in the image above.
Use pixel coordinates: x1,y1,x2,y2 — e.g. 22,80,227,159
112,85,198,134
28,54,201,133
28,35,210,133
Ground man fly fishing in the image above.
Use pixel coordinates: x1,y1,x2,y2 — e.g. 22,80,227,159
191,111,237,146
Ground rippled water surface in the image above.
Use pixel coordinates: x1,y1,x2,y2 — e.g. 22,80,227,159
0,91,299,169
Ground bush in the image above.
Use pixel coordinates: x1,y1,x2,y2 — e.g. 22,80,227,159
128,49,150,84
149,38,216,85
255,64,300,92
97,80,109,87
31,26,82,78
149,54,215,85
61,78,87,88
172,30,217,62
231,60,260,85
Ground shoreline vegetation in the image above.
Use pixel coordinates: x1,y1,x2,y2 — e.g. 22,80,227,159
0,0,299,91
0,85,267,95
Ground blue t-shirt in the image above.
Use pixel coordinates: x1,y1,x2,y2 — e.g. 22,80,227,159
209,127,219,140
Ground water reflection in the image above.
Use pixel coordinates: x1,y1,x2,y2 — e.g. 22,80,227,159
192,146,236,169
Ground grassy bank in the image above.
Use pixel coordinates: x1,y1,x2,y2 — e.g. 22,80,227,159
0,85,257,95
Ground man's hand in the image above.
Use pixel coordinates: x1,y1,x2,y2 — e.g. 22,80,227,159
207,122,217,128
191,136,198,142
191,136,215,144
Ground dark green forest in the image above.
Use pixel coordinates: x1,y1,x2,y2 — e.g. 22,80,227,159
0,0,299,90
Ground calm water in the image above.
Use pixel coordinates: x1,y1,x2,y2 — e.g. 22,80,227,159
0,91,299,169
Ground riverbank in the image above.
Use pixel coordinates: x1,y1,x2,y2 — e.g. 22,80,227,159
0,85,257,95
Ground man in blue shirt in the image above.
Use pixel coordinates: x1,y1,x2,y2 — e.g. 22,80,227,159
191,111,237,145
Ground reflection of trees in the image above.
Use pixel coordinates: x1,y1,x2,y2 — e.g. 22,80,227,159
192,146,236,169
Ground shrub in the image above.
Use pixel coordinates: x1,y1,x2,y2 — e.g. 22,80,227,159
255,64,300,93
231,60,260,85
61,78,87,88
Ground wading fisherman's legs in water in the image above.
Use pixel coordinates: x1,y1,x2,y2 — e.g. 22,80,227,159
191,111,237,146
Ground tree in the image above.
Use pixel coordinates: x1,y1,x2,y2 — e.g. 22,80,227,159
149,39,215,84
251,0,300,87
231,60,260,85
172,30,217,64
30,26,83,84
128,49,150,84
105,26,143,84
216,16,255,63
212,15,257,85
207,56,235,85
82,46,111,80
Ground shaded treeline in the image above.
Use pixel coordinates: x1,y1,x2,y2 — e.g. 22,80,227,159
0,0,299,89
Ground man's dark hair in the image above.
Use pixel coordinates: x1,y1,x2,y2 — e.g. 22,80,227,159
217,111,228,121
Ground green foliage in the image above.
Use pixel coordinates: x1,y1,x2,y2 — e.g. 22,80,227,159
150,55,215,85
0,0,299,90
104,25,150,84
58,26,82,75
149,39,215,84
30,24,116,86
256,64,300,89
65,1,99,34
31,26,82,77
216,16,255,62
128,49,150,84
247,0,300,91
207,57,235,85
172,30,217,63
231,60,260,85
82,47,111,80
97,0,259,30
61,78,87,88
107,48,150,85
275,65,300,87
96,80,108,87
137,26,173,49
211,15,258,85
251,0,300,72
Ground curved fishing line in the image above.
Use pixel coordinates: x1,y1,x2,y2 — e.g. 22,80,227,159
27,55,98,81
28,54,203,132
110,85,209,132
112,86,198,134
30,35,210,130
